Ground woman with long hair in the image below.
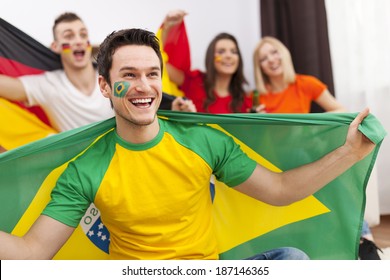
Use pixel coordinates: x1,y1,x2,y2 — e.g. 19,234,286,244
162,10,251,113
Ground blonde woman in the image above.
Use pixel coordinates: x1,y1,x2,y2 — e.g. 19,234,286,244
252,36,345,113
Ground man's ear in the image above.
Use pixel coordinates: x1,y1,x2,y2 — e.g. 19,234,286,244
50,41,61,54
99,76,111,98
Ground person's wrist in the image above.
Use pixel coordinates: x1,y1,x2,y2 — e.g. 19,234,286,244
162,22,174,32
338,144,361,163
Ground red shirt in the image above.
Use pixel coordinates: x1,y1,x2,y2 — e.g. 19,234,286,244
181,70,251,113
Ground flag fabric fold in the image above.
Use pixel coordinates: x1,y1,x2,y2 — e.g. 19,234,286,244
0,111,386,259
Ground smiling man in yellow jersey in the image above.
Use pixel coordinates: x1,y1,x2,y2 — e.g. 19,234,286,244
0,28,376,260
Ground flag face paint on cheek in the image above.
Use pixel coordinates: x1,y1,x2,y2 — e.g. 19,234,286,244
215,55,222,62
62,43,71,54
114,81,130,98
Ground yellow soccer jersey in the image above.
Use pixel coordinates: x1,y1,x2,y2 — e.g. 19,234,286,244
43,118,257,259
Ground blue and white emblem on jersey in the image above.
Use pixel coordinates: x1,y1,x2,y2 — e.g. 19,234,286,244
80,203,110,253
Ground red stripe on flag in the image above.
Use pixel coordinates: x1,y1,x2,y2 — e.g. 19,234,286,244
0,57,51,126
0,57,44,77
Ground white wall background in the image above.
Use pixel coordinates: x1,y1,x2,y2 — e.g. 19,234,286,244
325,0,390,215
0,0,260,89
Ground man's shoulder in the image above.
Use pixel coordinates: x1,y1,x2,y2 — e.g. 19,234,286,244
23,69,65,82
161,118,229,141
17,69,62,82
46,69,66,79
70,129,116,165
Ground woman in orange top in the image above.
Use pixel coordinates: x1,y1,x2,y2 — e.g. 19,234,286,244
251,36,346,113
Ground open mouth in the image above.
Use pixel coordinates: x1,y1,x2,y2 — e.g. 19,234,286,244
130,98,154,108
73,50,85,59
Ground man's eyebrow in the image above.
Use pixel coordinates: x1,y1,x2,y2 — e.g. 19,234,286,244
62,27,88,35
119,66,161,71
61,29,74,35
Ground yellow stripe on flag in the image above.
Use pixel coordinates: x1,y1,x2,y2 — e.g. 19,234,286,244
209,124,330,253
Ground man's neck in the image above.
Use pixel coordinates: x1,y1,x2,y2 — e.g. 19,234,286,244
63,63,96,96
116,117,160,144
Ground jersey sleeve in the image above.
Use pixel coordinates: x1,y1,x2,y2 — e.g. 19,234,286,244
42,131,116,227
42,161,94,227
211,132,257,187
182,124,257,187
165,122,258,188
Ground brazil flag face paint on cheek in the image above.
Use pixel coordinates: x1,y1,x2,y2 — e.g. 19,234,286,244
114,81,130,98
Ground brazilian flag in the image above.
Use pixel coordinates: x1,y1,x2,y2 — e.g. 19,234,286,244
0,111,386,259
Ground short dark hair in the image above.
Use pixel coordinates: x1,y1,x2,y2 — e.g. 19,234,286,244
96,28,163,85
52,12,82,39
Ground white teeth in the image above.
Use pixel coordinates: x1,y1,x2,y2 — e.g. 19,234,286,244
131,98,152,104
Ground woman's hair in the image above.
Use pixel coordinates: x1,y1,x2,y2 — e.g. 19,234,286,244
253,36,296,94
203,33,247,113
96,28,163,85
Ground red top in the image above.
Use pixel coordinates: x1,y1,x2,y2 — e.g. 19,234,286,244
180,70,252,113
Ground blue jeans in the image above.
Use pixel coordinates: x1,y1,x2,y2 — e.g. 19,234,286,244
361,220,371,237
245,247,309,260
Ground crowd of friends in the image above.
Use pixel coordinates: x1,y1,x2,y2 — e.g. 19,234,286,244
0,9,382,260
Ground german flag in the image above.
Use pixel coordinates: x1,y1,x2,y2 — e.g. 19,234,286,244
0,111,386,259
0,18,61,149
